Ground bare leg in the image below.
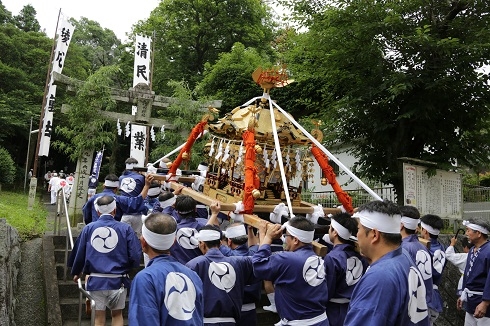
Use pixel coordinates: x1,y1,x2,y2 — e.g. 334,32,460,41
111,309,123,326
94,310,106,326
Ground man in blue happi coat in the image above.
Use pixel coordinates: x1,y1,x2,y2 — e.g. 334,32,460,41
69,195,142,326
129,212,204,325
344,200,430,326
457,218,490,325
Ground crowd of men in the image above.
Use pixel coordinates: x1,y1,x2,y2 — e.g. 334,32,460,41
44,169,75,204
67,157,490,326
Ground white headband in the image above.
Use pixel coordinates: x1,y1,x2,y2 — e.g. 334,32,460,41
463,220,489,235
401,216,420,231
196,229,222,241
126,163,137,170
331,219,353,241
281,221,314,244
420,222,440,235
104,180,119,188
225,225,246,239
352,211,401,234
159,196,176,208
142,224,176,250
148,187,161,197
198,164,208,172
95,199,117,215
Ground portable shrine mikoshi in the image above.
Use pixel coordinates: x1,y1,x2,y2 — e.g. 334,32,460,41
148,67,385,256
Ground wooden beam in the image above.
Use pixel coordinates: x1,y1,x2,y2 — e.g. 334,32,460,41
168,182,328,257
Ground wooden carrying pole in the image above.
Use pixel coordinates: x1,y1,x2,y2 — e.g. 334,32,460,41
168,181,328,257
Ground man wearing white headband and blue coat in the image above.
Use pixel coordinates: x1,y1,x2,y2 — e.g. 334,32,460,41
323,212,368,326
400,205,434,314
82,174,151,225
219,222,261,326
129,212,204,325
457,217,490,325
68,195,142,326
186,224,257,326
344,200,430,326
252,216,329,326
420,213,447,324
119,157,147,235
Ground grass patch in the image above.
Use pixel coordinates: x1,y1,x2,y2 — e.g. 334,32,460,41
0,191,47,240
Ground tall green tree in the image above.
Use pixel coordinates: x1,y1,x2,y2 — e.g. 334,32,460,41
134,0,276,95
285,0,490,199
0,1,12,25
14,4,40,32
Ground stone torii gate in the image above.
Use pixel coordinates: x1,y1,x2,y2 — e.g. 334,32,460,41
52,71,222,221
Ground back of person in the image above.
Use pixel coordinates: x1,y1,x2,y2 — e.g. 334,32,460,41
119,169,144,197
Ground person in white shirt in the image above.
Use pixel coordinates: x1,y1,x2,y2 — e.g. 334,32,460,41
445,235,470,296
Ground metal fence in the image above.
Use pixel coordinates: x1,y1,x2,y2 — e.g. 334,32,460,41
301,187,397,208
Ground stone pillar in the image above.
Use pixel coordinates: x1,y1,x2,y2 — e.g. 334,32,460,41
0,219,21,326
68,150,94,223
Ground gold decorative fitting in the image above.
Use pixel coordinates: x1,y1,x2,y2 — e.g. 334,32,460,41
252,189,261,198
254,145,263,154
321,178,328,186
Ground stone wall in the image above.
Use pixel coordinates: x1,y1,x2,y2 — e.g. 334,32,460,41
0,219,21,326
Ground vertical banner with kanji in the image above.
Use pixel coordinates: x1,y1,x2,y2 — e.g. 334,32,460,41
39,17,75,156
131,34,152,115
92,150,104,178
130,124,147,167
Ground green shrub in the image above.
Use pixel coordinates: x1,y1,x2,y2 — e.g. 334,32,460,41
0,191,47,240
0,147,16,185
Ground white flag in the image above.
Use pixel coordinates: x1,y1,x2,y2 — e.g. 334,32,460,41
132,35,152,116
130,124,147,167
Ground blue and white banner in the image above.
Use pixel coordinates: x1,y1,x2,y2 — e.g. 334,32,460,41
92,150,104,178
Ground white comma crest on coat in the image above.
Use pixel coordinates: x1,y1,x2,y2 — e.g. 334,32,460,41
346,256,364,286
120,177,137,193
303,256,326,287
177,228,199,249
208,261,236,293
432,250,446,274
164,272,197,320
415,250,433,281
407,266,428,323
90,227,118,253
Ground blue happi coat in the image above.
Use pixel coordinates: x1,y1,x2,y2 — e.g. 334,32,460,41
170,217,207,264
252,244,329,325
324,243,368,326
186,248,256,324
68,214,142,291
428,238,447,313
129,254,204,325
82,189,147,225
119,170,145,197
462,241,490,317
344,247,430,326
401,234,434,310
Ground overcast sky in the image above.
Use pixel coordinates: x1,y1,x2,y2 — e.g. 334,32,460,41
2,0,161,41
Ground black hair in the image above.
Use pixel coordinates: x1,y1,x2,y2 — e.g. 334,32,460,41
175,195,197,219
420,214,444,238
96,195,115,206
158,191,175,202
289,216,315,232
104,174,119,190
466,217,490,240
462,237,471,249
400,205,421,235
331,212,357,245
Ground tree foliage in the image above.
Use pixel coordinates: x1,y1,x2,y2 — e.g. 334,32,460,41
134,0,275,95
14,4,40,32
285,0,490,198
53,66,120,161
0,146,16,184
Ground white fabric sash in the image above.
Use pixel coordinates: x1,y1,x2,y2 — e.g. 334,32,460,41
401,216,420,231
147,187,161,197
125,163,136,170
204,317,235,324
95,200,116,215
225,224,246,238
241,303,256,311
196,229,221,241
276,311,327,326
142,224,175,250
352,211,401,234
281,221,314,244
463,220,489,234
421,222,440,236
460,287,483,302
